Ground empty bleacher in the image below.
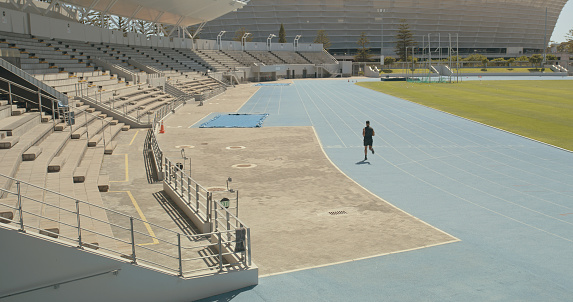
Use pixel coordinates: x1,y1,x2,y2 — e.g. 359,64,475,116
247,51,285,65
297,51,338,64
273,51,311,64
0,81,128,248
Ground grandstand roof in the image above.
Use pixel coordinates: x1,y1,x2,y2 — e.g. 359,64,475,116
58,0,248,26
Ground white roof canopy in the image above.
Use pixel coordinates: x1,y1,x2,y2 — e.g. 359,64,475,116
59,0,248,26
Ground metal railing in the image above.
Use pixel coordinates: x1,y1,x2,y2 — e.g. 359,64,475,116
146,97,251,266
0,77,61,124
0,173,251,277
0,57,68,105
78,83,190,126
0,77,117,150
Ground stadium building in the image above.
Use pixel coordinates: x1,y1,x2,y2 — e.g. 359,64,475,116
200,0,570,58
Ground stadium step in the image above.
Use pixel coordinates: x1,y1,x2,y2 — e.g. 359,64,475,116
0,136,19,149
54,122,67,131
47,156,66,172
22,146,42,161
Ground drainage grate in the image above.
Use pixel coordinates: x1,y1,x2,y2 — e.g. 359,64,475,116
328,210,348,216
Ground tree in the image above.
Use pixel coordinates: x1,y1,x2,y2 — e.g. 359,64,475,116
314,30,331,50
278,24,287,43
556,29,573,54
394,20,416,62
354,32,372,62
233,27,253,43
464,53,487,62
491,58,505,67
557,41,573,54
529,54,543,69
507,58,515,67
481,57,489,70
384,56,396,66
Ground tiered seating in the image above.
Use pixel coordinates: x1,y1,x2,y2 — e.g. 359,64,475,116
170,77,225,97
222,50,261,66
199,50,242,69
298,51,338,64
0,109,53,192
193,50,232,72
0,33,95,75
272,51,310,64
99,85,175,121
246,51,285,65
155,48,209,73
0,98,126,246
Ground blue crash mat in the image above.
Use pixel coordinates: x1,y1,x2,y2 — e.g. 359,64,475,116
199,113,269,128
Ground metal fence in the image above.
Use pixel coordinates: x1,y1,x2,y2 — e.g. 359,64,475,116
0,173,250,276
146,97,251,267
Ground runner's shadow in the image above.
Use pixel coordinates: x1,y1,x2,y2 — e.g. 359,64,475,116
356,160,371,165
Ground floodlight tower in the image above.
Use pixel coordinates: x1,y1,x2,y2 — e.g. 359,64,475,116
267,34,276,51
242,32,251,51
294,35,302,51
217,31,226,51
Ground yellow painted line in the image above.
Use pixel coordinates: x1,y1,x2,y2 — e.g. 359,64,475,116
109,190,159,245
129,130,140,146
109,154,129,183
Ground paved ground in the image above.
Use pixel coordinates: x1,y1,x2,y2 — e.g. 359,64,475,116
198,78,573,301
101,77,573,301
156,83,456,275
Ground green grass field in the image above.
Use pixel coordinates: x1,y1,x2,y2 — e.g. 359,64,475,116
357,80,573,151
452,68,552,73
380,68,552,74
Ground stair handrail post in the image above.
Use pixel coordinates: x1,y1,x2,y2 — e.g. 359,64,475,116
37,87,42,116
217,231,223,271
177,233,183,276
101,118,107,148
130,216,137,263
51,99,56,128
76,200,82,248
8,82,13,106
16,181,24,232
85,111,90,141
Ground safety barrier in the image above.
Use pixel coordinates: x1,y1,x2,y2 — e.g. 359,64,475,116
146,96,251,267
0,173,251,276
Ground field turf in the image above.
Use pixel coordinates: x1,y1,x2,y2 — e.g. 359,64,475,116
357,80,573,151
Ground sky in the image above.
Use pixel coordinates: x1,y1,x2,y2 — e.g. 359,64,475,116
551,0,573,42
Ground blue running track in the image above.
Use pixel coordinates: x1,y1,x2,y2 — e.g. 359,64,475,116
200,78,573,301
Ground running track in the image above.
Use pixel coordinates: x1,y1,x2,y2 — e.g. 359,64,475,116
201,78,573,301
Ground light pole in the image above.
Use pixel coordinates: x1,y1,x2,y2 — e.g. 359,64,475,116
378,8,386,66
241,32,251,51
217,31,226,51
406,46,410,77
267,34,276,51
294,35,302,51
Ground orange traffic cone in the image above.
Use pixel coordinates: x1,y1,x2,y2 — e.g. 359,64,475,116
159,121,165,134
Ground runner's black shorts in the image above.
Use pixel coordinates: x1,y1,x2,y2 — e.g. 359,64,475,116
364,137,373,146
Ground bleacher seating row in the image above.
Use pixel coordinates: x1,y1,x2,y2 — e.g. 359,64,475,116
0,29,336,251
0,95,128,243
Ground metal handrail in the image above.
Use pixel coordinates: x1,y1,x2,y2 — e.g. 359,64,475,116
0,76,62,124
0,57,68,105
146,96,251,266
0,175,249,276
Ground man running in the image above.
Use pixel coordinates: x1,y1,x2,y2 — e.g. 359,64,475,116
363,120,375,160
